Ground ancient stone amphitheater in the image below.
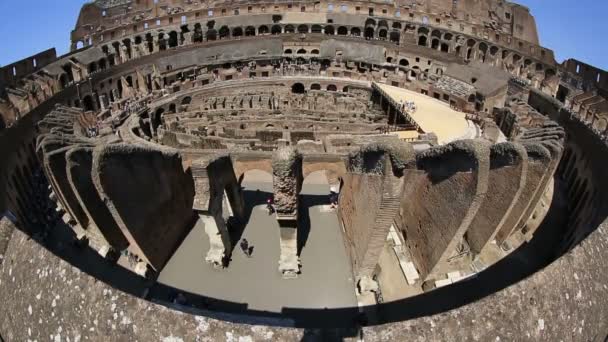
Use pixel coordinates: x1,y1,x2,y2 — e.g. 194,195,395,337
1,0,607,340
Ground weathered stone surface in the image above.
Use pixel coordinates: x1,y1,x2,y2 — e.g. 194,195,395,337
363,220,608,341
46,145,90,230
272,147,303,216
0,221,304,342
340,141,414,280
92,143,195,271
66,146,130,252
466,142,528,254
495,143,552,243
399,140,490,280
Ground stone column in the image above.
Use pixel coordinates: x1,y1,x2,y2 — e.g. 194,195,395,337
272,147,303,278
152,34,160,54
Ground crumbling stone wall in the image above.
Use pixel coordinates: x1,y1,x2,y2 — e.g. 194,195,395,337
192,155,244,266
93,143,195,271
272,147,303,216
66,146,130,253
466,142,528,254
339,141,414,280
398,140,490,280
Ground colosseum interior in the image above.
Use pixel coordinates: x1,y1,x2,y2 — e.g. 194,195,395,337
0,0,607,340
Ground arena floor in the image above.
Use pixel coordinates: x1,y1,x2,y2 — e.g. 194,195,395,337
376,83,472,144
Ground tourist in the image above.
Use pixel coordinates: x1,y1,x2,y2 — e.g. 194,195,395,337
240,239,250,257
266,197,275,215
329,191,339,209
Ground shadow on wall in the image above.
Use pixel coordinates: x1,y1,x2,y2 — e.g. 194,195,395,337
9,166,598,334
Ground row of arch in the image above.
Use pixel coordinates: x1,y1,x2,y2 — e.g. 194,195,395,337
414,27,556,78
96,21,556,85
284,48,320,55
291,82,348,93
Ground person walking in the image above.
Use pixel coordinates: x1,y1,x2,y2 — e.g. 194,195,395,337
266,197,275,215
240,239,250,257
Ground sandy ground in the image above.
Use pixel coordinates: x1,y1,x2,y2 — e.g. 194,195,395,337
158,170,357,315
376,83,470,144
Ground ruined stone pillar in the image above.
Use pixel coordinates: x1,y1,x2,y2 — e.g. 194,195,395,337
152,34,160,54
183,31,193,46
191,156,244,268
272,147,303,278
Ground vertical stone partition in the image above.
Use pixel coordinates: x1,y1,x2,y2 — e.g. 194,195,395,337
338,141,414,284
400,140,490,281
466,142,528,254
92,143,195,272
66,146,130,255
272,147,303,278
191,155,245,267
494,143,552,244
45,144,91,236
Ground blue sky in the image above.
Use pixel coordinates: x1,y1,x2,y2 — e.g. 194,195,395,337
0,0,606,69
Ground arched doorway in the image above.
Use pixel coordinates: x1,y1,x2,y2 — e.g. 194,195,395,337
83,95,95,111
292,83,306,94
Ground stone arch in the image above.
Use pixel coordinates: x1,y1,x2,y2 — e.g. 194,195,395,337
296,48,307,54
258,25,269,35
285,25,295,33
399,58,409,67
245,26,256,36
234,161,274,185
310,83,321,90
327,84,337,91
83,95,95,111
302,161,347,186
418,27,429,35
59,73,69,88
219,26,230,38
478,42,488,62
337,26,348,35
292,83,306,94
284,49,293,54
297,24,309,34
168,31,179,48
310,49,319,55
390,30,400,43
88,62,98,74
325,25,335,35
418,35,428,47
232,27,243,37
351,27,361,36
311,25,322,33
431,38,440,50
271,25,282,35
181,96,192,105
364,27,374,39
378,28,388,39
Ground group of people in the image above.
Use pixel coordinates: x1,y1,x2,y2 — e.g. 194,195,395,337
400,100,417,113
